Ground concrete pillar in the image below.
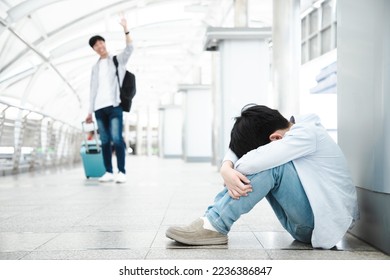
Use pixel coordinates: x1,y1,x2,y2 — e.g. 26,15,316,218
179,84,212,162
204,27,271,166
135,111,144,155
158,105,182,158
210,52,220,166
146,107,153,156
272,0,300,116
338,0,390,255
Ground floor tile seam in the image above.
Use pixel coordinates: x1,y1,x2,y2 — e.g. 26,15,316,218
0,233,61,256
154,185,179,229
28,232,64,253
0,250,34,260
251,230,267,251
265,248,390,259
148,227,164,250
148,202,174,250
143,248,154,259
33,246,155,252
328,248,389,254
18,250,35,260
150,186,188,252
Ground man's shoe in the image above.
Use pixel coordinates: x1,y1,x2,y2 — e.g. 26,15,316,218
166,218,228,245
98,172,114,182
115,172,127,183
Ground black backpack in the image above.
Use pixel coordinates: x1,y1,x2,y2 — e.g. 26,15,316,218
113,56,136,112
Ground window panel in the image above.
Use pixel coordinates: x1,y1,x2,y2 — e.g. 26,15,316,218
301,0,337,64
301,42,307,64
309,9,319,35
321,26,331,54
309,35,319,60
322,2,333,28
301,17,307,40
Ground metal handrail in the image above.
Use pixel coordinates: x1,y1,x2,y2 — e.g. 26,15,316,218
0,101,82,175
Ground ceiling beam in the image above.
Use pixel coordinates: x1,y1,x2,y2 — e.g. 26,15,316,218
6,0,66,22
0,17,81,106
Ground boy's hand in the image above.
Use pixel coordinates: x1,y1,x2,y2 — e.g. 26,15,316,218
119,13,132,44
120,18,127,29
220,161,252,199
119,13,127,29
85,113,93,123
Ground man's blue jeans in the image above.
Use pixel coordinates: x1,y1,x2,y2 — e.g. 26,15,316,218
94,106,126,174
205,162,314,243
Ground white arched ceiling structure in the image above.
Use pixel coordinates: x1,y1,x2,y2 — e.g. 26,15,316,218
0,0,276,126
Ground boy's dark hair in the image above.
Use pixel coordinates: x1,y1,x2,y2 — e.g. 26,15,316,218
229,104,289,158
89,35,105,48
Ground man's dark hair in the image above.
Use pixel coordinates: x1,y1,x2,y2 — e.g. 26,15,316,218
229,104,289,158
89,35,105,48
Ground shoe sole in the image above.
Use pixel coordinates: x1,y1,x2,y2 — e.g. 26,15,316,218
166,230,228,246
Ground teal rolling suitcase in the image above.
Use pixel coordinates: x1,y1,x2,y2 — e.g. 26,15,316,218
80,121,106,178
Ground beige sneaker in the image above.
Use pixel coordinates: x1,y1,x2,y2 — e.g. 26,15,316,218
166,218,228,245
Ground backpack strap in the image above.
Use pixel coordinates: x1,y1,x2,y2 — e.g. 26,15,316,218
113,55,121,88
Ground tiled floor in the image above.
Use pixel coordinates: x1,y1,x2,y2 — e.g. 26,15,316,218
0,156,389,260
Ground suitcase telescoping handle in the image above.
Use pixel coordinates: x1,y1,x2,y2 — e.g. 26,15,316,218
81,121,101,153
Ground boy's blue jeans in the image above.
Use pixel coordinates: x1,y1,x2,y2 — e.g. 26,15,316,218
94,105,126,174
205,162,314,243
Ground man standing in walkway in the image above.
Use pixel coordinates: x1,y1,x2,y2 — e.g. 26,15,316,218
85,16,133,183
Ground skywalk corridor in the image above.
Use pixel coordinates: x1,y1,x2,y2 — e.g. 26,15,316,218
0,156,388,260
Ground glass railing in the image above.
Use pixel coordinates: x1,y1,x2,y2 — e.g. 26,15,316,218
0,101,82,175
